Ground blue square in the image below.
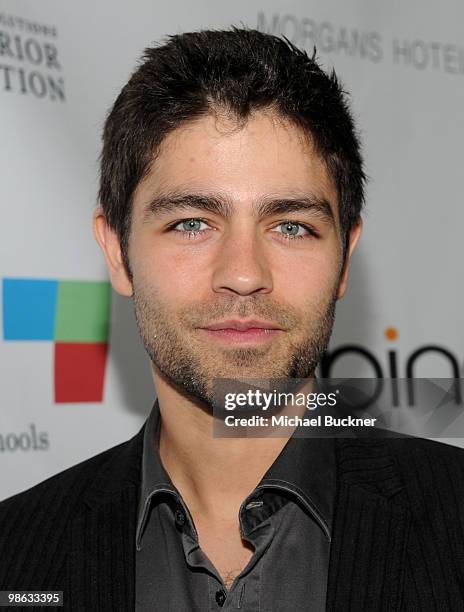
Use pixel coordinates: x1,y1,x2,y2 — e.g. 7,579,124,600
3,278,58,340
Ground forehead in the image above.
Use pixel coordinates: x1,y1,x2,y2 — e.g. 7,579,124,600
133,110,338,213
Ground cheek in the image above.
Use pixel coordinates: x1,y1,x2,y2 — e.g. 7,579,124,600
273,247,341,304
137,242,212,301
278,268,335,308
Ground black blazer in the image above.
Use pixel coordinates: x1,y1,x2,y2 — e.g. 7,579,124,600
1,425,464,611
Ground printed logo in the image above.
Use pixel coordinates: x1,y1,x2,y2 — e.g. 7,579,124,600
0,12,65,101
2,277,111,402
0,424,49,452
322,326,463,406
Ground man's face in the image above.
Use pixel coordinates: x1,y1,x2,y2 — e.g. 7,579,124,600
105,110,360,405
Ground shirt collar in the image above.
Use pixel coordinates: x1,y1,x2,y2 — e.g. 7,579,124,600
136,399,176,550
249,431,335,540
136,395,335,548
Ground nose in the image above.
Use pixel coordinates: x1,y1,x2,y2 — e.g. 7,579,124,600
211,224,273,296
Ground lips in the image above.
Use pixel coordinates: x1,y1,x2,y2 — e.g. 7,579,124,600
201,319,283,331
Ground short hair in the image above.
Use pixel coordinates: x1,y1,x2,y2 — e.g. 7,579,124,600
98,27,366,279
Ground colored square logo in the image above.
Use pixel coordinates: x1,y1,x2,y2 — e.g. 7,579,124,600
54,342,109,403
55,281,111,342
2,278,58,340
2,276,112,403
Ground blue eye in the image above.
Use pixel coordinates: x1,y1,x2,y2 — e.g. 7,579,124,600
167,218,212,239
281,222,300,235
273,221,311,239
178,219,204,232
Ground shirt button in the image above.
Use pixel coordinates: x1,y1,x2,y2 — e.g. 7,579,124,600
215,589,226,607
174,508,185,526
245,499,264,510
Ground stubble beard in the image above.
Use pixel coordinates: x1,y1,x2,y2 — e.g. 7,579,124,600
132,281,338,409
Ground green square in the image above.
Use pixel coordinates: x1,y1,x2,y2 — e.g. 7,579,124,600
55,281,112,342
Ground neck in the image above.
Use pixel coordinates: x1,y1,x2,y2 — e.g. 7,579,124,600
153,367,313,523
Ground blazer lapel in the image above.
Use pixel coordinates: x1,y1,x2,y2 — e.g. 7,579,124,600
327,437,411,612
67,426,145,611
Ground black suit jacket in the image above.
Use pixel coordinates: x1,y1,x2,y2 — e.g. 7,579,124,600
1,425,464,611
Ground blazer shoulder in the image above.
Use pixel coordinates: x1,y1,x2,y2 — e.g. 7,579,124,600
388,435,464,507
0,426,144,591
390,435,464,463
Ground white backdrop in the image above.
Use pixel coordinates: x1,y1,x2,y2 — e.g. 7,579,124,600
1,0,463,500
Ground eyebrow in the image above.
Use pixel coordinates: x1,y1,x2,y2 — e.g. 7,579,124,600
141,192,336,225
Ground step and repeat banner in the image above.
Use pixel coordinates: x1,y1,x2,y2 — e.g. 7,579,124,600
1,0,463,499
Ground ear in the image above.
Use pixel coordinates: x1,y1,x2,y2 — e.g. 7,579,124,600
92,207,133,297
336,218,363,300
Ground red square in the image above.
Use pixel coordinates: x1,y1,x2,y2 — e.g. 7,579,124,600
54,342,109,403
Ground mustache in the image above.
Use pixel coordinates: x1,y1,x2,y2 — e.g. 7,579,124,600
178,296,300,330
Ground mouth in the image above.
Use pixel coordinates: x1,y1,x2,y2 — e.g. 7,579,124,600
198,319,284,345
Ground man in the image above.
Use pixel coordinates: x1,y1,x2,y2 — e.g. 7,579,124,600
1,27,463,611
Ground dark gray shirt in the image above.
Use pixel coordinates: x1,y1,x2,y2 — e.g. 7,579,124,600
135,400,335,611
